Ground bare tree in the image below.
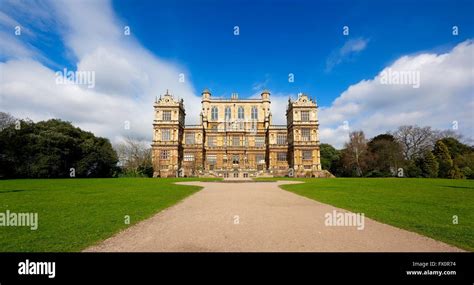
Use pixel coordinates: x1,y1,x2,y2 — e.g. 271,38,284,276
114,137,152,174
342,131,369,176
392,125,436,160
434,129,464,141
0,112,16,131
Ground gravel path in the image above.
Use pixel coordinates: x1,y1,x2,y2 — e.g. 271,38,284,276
85,181,462,252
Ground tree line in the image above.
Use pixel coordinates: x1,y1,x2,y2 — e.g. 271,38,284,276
0,112,154,179
1,112,472,179
0,113,119,178
320,125,474,179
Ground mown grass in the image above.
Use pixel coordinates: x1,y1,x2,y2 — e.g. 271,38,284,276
0,178,218,252
256,177,474,251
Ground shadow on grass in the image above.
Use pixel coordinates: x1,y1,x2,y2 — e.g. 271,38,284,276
441,186,474,190
0,189,28,194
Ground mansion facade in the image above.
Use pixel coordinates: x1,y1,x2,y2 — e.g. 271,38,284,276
151,89,324,178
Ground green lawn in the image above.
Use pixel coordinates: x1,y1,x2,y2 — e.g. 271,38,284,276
0,178,218,252
256,177,474,251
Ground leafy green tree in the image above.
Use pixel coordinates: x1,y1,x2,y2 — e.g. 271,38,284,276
440,137,473,179
433,140,454,178
406,160,422,178
320,143,340,171
457,153,474,179
440,137,473,157
419,150,439,178
0,117,118,178
367,134,404,176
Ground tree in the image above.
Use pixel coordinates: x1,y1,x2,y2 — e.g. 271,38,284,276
440,137,473,158
0,112,16,131
0,118,118,178
419,150,439,178
406,159,422,178
439,137,473,179
367,134,404,176
392,125,436,160
434,130,464,142
319,143,340,171
341,131,369,177
433,140,454,178
456,152,474,179
114,137,153,177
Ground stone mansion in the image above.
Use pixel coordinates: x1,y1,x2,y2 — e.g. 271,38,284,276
151,89,324,178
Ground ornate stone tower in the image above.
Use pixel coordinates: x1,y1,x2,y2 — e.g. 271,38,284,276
151,90,186,177
286,93,322,177
261,90,272,128
200,88,211,129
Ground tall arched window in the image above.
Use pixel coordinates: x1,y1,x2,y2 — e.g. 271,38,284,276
251,106,258,120
238,106,244,120
225,107,231,120
211,106,218,120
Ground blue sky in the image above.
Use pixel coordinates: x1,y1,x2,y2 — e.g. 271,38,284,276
109,0,474,105
0,0,473,146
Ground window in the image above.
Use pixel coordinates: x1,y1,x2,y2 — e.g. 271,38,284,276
277,134,287,145
225,107,231,120
251,106,258,120
255,154,265,164
255,136,265,147
301,111,310,122
232,136,240,146
303,150,312,160
184,153,195,161
207,136,216,147
304,165,312,169
250,121,257,133
207,154,217,164
277,152,287,161
160,150,169,159
238,121,244,130
223,154,228,163
185,133,195,144
302,128,311,141
232,155,240,164
162,110,171,121
223,136,227,146
211,106,218,120
238,106,244,119
162,129,171,141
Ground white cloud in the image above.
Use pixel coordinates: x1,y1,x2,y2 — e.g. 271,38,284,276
268,93,293,125
320,40,474,148
325,37,369,71
0,0,201,143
